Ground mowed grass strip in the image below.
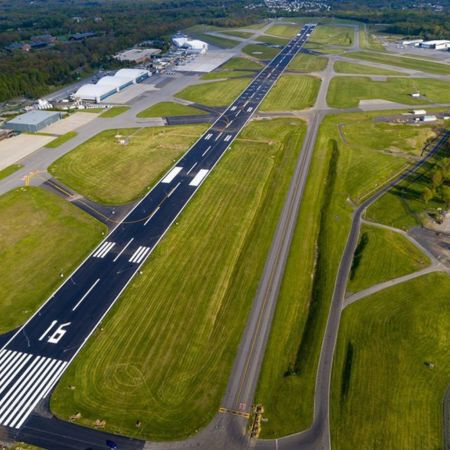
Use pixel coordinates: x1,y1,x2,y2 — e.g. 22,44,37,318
255,111,438,437
191,32,239,48
347,51,450,75
50,118,307,440
327,76,450,108
0,187,105,334
220,30,254,39
256,35,290,46
175,78,251,107
99,106,130,118
0,164,22,180
310,25,354,47
332,273,450,450
45,131,78,148
219,57,263,71
136,102,207,118
288,53,328,72
347,224,430,294
266,24,299,38
259,75,321,111
242,44,279,60
334,61,402,75
49,124,208,205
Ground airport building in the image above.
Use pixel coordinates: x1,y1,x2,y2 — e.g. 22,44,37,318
114,48,161,64
172,36,208,54
4,110,62,133
74,68,150,102
420,40,450,50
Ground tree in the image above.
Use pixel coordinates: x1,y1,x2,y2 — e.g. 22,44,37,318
422,187,433,204
442,186,450,209
432,169,443,188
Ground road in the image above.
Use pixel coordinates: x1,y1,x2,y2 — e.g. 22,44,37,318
0,24,316,447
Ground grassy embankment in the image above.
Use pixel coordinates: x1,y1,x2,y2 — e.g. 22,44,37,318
255,111,438,437
51,118,307,440
333,61,402,76
327,76,450,108
0,164,22,180
46,131,78,148
49,124,208,205
347,51,450,75
259,75,321,111
0,187,105,334
331,273,450,450
99,106,130,118
288,53,328,72
347,224,430,293
136,102,207,118
176,77,251,107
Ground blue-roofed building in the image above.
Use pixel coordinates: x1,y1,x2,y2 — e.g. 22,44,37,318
4,111,62,133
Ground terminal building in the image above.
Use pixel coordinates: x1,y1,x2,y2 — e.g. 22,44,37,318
74,68,150,103
4,110,62,133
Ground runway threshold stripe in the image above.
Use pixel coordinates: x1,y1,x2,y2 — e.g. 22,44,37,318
0,354,31,394
134,247,151,264
93,241,115,258
0,351,16,373
189,169,209,187
129,246,151,263
72,278,101,311
161,166,183,184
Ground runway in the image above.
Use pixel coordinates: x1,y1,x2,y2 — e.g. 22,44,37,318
0,24,315,437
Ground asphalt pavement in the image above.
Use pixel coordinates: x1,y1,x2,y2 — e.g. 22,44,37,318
0,24,316,448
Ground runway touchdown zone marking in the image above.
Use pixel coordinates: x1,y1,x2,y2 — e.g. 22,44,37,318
0,350,67,429
92,241,116,259
189,169,209,187
129,246,151,264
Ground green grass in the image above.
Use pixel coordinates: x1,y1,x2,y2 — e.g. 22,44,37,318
201,70,254,80
191,32,239,49
45,131,78,148
50,118,307,440
259,75,321,111
310,25,354,47
334,61,402,75
327,76,450,108
331,273,450,450
0,164,22,180
81,108,104,113
136,102,207,118
266,24,299,38
347,224,430,293
255,111,439,437
219,57,263,71
359,25,385,51
242,44,279,60
99,106,130,118
256,35,290,46
175,78,251,107
288,53,328,72
49,124,208,205
220,30,254,39
0,187,105,334
347,51,450,75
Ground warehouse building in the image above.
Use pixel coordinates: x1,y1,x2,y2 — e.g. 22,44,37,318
74,69,150,102
172,36,208,54
114,48,161,64
4,110,62,133
420,40,450,50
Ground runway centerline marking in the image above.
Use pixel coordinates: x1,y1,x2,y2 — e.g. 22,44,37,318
187,162,198,175
201,145,212,157
113,238,134,260
72,278,101,311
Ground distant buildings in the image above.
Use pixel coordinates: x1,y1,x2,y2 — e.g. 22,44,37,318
401,38,450,50
69,32,97,41
114,48,161,64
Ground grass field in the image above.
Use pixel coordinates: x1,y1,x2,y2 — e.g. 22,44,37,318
221,30,254,39
175,78,251,107
288,53,328,72
201,70,255,80
367,134,450,230
311,25,354,46
49,124,208,205
347,51,450,75
0,187,105,334
347,224,430,293
259,74,321,111
46,131,78,148
191,32,239,49
0,164,22,180
332,273,450,450
359,25,385,51
333,61,402,75
266,24,299,38
327,76,450,108
219,57,263,71
256,35,290,46
136,102,207,118
51,118,307,440
99,106,130,118
242,44,279,60
255,111,438,437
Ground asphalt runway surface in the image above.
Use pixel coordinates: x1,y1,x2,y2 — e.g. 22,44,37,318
0,24,315,448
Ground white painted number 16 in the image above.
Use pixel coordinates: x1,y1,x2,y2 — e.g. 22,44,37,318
39,320,71,344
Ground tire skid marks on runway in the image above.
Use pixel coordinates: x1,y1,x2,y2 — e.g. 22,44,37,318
92,241,116,259
0,352,67,429
129,246,151,264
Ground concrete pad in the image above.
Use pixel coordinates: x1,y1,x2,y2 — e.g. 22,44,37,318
0,134,53,171
175,50,233,73
358,99,405,108
103,84,158,104
41,112,100,135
